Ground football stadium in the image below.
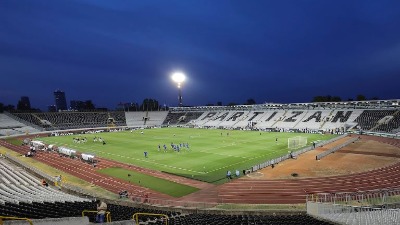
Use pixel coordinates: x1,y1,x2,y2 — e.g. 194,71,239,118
0,100,399,224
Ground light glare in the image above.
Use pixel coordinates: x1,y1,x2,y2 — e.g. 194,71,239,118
171,72,186,83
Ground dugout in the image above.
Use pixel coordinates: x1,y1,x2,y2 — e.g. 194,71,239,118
81,153,96,164
58,147,76,158
30,140,46,150
47,144,57,151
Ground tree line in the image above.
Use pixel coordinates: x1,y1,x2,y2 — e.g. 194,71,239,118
118,98,164,111
311,94,379,103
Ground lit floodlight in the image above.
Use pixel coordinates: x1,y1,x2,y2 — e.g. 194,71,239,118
171,72,186,83
171,72,186,107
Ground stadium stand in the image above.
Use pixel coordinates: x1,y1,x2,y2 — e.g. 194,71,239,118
161,111,206,126
177,111,204,126
168,213,334,225
6,101,400,134
165,102,400,134
292,110,332,130
0,155,336,225
0,114,40,136
6,112,47,130
202,111,235,127
0,158,90,204
1,100,399,224
218,111,249,128
143,111,169,126
11,112,126,130
320,109,362,134
0,200,94,220
229,111,258,128
180,108,391,133
248,110,286,129
162,112,187,126
0,157,96,223
2,201,336,224
354,109,398,132
371,110,400,134
1,200,334,224
125,111,148,127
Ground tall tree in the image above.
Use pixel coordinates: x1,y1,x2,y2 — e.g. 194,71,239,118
312,95,341,102
127,102,139,111
140,98,159,111
356,95,366,101
245,98,256,105
0,103,3,113
3,105,15,111
312,96,325,102
331,96,342,102
312,95,331,102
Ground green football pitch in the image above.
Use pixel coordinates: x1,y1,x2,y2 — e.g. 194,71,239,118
36,128,336,183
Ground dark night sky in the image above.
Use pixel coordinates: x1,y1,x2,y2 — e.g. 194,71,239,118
1,0,400,110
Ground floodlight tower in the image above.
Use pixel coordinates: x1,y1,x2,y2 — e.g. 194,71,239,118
171,72,186,107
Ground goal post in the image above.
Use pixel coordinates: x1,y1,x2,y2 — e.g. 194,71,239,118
288,136,308,150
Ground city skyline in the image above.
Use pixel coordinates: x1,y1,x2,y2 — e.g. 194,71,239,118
1,0,400,110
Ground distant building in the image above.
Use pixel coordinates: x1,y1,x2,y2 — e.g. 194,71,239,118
54,90,67,111
70,100,84,111
48,105,57,112
17,96,31,110
70,100,95,111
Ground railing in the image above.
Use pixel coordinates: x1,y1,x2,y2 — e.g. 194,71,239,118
0,216,33,225
316,136,360,160
307,188,400,206
128,195,306,211
307,188,400,225
307,202,400,225
350,131,400,139
130,195,219,208
251,134,348,172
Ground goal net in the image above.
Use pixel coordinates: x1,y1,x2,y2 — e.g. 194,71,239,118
288,136,307,150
